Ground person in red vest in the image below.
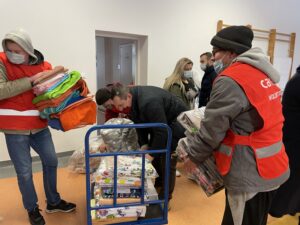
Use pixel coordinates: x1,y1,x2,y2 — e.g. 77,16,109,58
184,26,290,225
0,28,76,225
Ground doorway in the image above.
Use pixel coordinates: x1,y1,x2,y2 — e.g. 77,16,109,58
95,30,148,124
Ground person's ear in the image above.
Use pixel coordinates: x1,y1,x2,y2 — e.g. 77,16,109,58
229,51,238,60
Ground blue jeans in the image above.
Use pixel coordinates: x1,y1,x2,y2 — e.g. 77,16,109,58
5,128,61,212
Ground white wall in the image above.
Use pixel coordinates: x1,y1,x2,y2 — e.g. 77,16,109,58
0,0,299,161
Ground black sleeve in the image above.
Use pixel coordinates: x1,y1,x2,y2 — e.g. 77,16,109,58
136,128,150,147
142,102,168,151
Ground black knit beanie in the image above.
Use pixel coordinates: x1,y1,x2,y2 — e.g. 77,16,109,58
210,26,254,54
95,88,111,105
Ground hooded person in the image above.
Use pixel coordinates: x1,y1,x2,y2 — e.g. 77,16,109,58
184,25,290,225
0,28,76,225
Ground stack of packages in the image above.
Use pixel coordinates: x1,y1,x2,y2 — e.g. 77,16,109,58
86,118,158,223
32,66,96,131
177,107,224,197
91,156,158,222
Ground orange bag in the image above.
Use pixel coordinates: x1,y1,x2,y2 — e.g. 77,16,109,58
52,97,96,131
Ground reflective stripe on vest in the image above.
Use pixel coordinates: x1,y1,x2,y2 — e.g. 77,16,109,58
216,137,287,178
255,141,282,158
218,141,282,159
0,109,40,116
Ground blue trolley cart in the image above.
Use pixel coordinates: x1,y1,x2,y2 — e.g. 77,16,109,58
85,123,172,225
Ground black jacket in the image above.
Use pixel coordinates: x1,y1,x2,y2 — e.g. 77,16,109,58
269,66,300,216
282,65,300,141
129,86,187,151
198,65,217,107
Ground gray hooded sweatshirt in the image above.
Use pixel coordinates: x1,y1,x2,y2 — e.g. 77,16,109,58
0,29,46,134
187,47,290,192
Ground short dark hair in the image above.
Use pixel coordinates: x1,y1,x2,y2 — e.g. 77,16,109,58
110,85,129,99
200,52,213,60
105,82,122,90
95,88,111,105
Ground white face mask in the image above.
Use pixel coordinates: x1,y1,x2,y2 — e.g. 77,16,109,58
6,51,26,64
200,64,207,71
183,70,193,79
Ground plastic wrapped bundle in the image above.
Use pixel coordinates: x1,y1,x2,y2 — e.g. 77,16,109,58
91,197,146,221
177,137,224,197
94,155,158,179
177,107,205,134
100,118,139,152
190,156,224,196
68,135,104,173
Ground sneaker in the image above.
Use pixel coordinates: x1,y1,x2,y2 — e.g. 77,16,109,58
46,199,76,213
28,207,45,225
176,170,181,177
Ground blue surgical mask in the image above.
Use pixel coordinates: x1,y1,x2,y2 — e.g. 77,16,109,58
213,59,224,74
6,51,25,64
183,70,193,78
200,64,207,71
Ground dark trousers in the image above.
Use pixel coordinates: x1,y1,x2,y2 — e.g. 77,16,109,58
152,153,177,200
221,189,277,225
152,121,185,200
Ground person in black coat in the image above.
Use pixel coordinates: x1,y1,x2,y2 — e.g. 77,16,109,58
269,65,300,220
110,85,188,201
198,52,217,107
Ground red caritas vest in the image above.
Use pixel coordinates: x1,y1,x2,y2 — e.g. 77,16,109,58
0,52,51,130
214,62,289,180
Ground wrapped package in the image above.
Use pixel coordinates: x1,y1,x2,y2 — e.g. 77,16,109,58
68,135,103,173
177,107,206,134
91,199,146,221
95,177,142,188
100,118,139,152
91,181,147,223
177,137,224,197
93,178,158,203
94,156,158,180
